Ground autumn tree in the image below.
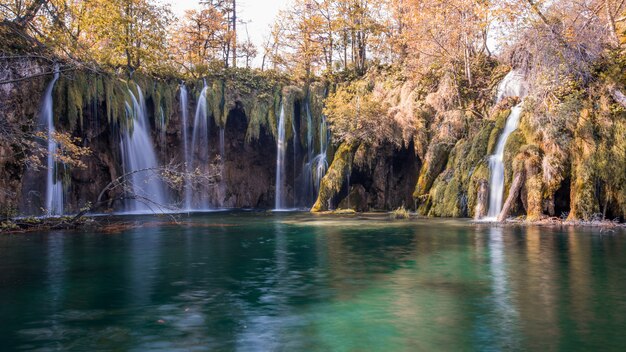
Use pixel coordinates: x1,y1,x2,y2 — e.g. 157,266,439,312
170,6,228,77
324,80,391,146
260,21,286,71
493,0,624,88
238,38,257,68
268,0,388,80
401,0,494,87
1,0,174,73
199,0,237,68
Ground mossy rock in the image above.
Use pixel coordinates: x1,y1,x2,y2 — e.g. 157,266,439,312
427,170,464,217
487,108,511,154
413,142,453,198
311,143,356,212
337,184,368,212
502,131,527,195
525,174,544,222
467,161,490,218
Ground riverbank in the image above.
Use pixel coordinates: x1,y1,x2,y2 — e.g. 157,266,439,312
2,210,624,235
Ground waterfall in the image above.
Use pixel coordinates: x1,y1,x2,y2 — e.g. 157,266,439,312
301,101,330,206
311,114,330,193
301,102,315,204
180,84,192,210
42,65,63,216
189,83,211,209
485,70,526,220
275,103,286,210
217,126,226,208
120,85,168,213
292,110,298,206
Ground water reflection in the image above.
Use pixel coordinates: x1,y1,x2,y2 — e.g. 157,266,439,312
485,227,520,349
0,214,625,351
235,220,291,350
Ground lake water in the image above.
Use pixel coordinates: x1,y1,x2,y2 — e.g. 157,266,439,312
1,212,625,351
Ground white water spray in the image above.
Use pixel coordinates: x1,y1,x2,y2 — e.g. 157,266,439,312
311,115,329,193
189,83,211,210
120,85,168,213
42,65,63,215
180,84,192,210
275,103,286,210
485,70,526,220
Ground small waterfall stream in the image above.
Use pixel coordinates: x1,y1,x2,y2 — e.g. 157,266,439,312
485,70,526,220
311,114,330,193
301,101,330,206
189,82,211,210
302,103,315,201
120,85,168,213
217,126,226,208
180,84,192,210
275,103,286,210
42,65,63,215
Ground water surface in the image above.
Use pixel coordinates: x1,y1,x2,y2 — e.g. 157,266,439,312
1,213,625,351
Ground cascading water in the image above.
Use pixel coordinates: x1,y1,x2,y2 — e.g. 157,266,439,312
42,65,63,216
311,114,330,193
275,103,287,210
189,82,211,209
301,101,330,206
485,70,527,220
292,115,297,205
217,126,226,208
180,84,192,210
301,103,316,203
120,85,168,213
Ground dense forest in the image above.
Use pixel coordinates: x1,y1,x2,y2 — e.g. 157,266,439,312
0,0,625,225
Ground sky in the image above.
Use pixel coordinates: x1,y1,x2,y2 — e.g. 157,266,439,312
163,0,291,66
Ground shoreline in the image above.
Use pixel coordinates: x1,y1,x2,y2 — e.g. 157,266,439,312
2,210,625,235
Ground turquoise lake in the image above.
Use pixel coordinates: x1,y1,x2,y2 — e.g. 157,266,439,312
1,212,625,351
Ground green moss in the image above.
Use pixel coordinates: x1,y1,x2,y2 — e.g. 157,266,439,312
568,109,600,220
390,206,411,219
487,108,511,154
246,92,273,142
467,161,490,217
280,85,304,142
526,174,544,221
427,170,464,217
502,131,527,194
311,142,356,212
413,142,453,198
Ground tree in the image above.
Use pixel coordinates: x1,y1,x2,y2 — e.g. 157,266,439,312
83,0,173,71
199,0,237,68
0,0,49,27
238,39,257,68
170,6,229,76
324,80,392,146
401,0,494,86
1,0,174,73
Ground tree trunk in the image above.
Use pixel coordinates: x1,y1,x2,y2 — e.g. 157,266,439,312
15,0,48,27
608,85,626,107
498,171,525,222
605,0,621,47
232,0,237,68
474,180,489,219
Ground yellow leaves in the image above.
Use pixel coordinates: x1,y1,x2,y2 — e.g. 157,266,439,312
324,80,391,146
34,131,92,169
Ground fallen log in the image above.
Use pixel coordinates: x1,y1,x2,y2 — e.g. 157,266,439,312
497,171,526,222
